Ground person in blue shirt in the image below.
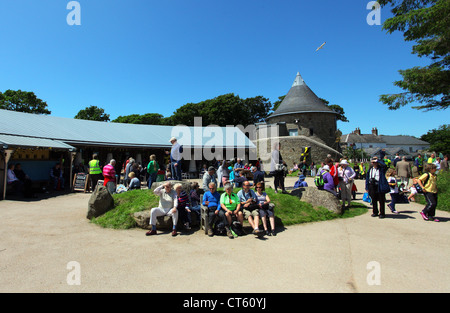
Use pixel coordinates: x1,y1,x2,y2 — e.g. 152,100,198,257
294,175,308,188
202,182,225,237
237,182,262,235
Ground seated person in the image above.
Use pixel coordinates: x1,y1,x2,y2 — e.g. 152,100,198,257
294,175,308,188
202,182,226,237
237,182,262,235
50,163,64,190
127,172,141,190
255,182,275,236
146,182,178,237
14,163,34,198
7,164,24,195
189,182,202,224
321,165,337,196
252,166,265,185
174,183,191,230
220,184,243,239
234,170,248,188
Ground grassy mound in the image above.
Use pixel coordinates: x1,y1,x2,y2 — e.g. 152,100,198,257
90,187,368,229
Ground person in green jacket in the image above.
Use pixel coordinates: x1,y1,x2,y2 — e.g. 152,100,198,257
88,154,103,192
220,184,243,238
147,154,159,189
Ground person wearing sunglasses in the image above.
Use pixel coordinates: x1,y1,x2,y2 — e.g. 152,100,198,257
237,182,263,236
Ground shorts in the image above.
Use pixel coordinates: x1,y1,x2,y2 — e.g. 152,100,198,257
259,209,274,217
243,208,259,219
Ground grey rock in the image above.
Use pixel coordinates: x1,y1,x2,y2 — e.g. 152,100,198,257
87,185,115,220
291,187,342,214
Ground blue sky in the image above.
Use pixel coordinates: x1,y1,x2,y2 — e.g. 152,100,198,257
0,0,448,138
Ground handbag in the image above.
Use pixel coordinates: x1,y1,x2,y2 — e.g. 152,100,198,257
275,163,283,172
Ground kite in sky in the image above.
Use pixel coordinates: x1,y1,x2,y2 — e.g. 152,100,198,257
315,42,326,52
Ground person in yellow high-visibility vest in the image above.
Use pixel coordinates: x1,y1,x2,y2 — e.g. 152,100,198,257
88,154,103,192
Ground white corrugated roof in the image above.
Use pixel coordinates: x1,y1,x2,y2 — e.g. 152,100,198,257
0,109,255,149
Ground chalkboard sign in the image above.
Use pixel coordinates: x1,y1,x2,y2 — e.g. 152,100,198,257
72,173,89,192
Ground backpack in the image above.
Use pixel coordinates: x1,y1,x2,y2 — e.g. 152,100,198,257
314,171,326,189
414,173,430,194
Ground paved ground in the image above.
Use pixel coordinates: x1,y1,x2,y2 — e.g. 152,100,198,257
0,176,449,293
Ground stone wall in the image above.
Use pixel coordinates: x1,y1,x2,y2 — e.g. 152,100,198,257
254,136,342,169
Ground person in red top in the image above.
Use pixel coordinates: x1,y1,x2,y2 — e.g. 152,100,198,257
325,157,339,193
103,159,116,194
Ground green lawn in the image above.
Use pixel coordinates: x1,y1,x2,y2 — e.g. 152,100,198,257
91,187,368,230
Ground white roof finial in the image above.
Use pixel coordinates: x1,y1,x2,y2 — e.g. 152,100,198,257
292,72,305,87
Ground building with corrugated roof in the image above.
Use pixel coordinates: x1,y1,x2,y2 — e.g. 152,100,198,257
0,109,254,199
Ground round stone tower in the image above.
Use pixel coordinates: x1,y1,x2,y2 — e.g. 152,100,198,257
266,72,338,148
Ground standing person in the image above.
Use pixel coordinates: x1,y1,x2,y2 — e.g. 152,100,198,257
88,153,103,192
440,155,449,172
216,160,223,188
202,166,217,191
417,164,439,222
386,169,399,214
125,158,135,187
169,137,183,181
359,162,366,180
146,182,179,236
270,142,286,194
396,156,412,187
7,164,24,195
365,157,390,219
13,163,34,198
325,157,339,193
147,154,159,189
337,160,356,209
102,159,116,194
415,154,424,175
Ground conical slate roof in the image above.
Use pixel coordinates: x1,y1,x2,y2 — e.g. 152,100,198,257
269,72,337,119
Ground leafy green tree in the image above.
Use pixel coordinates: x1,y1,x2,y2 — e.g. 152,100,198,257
170,93,272,127
112,113,166,125
0,89,51,114
75,106,110,122
421,124,450,155
378,0,450,111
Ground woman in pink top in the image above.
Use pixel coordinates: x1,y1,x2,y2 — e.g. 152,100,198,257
102,159,116,193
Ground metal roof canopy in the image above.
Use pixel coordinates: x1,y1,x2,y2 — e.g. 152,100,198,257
0,109,255,149
0,134,76,151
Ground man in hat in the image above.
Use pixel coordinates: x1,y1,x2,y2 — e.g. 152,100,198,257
169,137,183,181
337,159,356,209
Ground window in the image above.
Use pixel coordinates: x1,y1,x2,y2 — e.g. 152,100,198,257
289,129,298,136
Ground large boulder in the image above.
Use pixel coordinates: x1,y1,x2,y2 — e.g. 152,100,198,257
87,185,115,220
291,187,342,214
133,210,200,230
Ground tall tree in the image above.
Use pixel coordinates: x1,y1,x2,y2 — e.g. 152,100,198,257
170,93,272,127
75,106,110,122
421,124,450,155
378,0,450,111
0,89,51,114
